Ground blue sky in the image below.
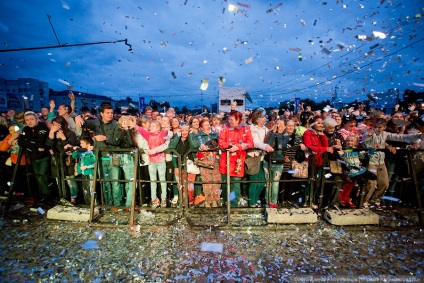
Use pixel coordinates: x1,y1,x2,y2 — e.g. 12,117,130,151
0,0,423,109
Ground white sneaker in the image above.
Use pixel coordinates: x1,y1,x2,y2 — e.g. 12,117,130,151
171,196,179,207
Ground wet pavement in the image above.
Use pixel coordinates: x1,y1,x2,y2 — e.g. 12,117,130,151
1,200,424,282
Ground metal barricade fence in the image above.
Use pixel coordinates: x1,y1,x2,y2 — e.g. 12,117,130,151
4,146,424,227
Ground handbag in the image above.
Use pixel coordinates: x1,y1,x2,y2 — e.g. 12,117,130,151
329,160,343,174
244,155,261,175
291,160,308,178
186,159,200,174
194,160,216,169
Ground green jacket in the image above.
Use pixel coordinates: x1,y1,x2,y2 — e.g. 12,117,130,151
82,118,122,158
188,130,219,150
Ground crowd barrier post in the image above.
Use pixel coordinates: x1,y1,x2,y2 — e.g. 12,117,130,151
88,148,100,223
266,154,272,207
407,149,424,226
4,147,24,215
97,149,106,208
181,152,189,210
308,154,316,208
226,149,231,227
57,153,68,200
128,149,139,225
168,149,184,214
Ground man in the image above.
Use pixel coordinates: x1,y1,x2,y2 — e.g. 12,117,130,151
48,91,81,136
144,106,153,119
39,107,49,123
165,109,175,119
152,110,160,121
6,109,15,125
18,111,51,200
75,103,123,206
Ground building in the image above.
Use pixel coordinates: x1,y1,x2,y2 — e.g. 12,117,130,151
0,78,49,112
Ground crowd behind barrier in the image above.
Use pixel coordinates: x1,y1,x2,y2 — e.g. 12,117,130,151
1,95,424,226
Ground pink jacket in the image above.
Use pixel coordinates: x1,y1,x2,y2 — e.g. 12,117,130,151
137,127,168,163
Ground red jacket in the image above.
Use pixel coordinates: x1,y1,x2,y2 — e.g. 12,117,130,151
218,123,254,177
302,129,329,166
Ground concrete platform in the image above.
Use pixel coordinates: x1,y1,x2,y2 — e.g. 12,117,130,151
324,209,379,226
47,205,99,222
266,208,318,224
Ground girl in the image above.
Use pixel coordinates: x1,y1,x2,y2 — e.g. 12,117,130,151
136,120,171,208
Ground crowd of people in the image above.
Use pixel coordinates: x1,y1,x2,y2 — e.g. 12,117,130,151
1,93,424,212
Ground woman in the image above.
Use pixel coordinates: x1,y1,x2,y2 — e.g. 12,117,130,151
211,114,223,134
189,118,221,207
322,117,343,208
247,109,274,207
295,111,313,137
168,123,196,207
218,111,254,208
263,118,287,207
171,117,181,134
189,116,200,135
337,114,359,144
302,116,334,208
0,124,30,196
280,120,306,204
45,116,79,203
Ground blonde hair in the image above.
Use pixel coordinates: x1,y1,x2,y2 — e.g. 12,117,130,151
323,118,337,129
150,120,161,129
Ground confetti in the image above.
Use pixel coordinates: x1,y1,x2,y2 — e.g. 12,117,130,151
244,56,253,64
228,4,238,12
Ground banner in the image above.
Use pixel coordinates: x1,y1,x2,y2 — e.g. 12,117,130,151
139,96,145,112
295,97,300,112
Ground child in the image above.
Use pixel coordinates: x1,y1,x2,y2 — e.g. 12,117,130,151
72,137,96,205
136,120,172,208
337,135,374,208
362,118,423,208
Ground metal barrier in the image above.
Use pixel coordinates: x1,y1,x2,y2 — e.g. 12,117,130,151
4,146,424,227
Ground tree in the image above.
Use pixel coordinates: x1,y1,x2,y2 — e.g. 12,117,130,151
126,96,133,103
181,106,189,113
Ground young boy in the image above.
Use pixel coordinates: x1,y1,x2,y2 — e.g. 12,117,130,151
72,137,96,205
361,118,423,208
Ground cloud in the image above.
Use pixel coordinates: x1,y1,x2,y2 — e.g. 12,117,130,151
0,0,422,109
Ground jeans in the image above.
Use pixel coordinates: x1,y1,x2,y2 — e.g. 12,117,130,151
81,174,94,205
248,161,266,206
67,175,79,199
32,156,51,199
221,175,242,208
122,154,136,207
263,161,284,204
101,159,122,206
148,161,167,200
